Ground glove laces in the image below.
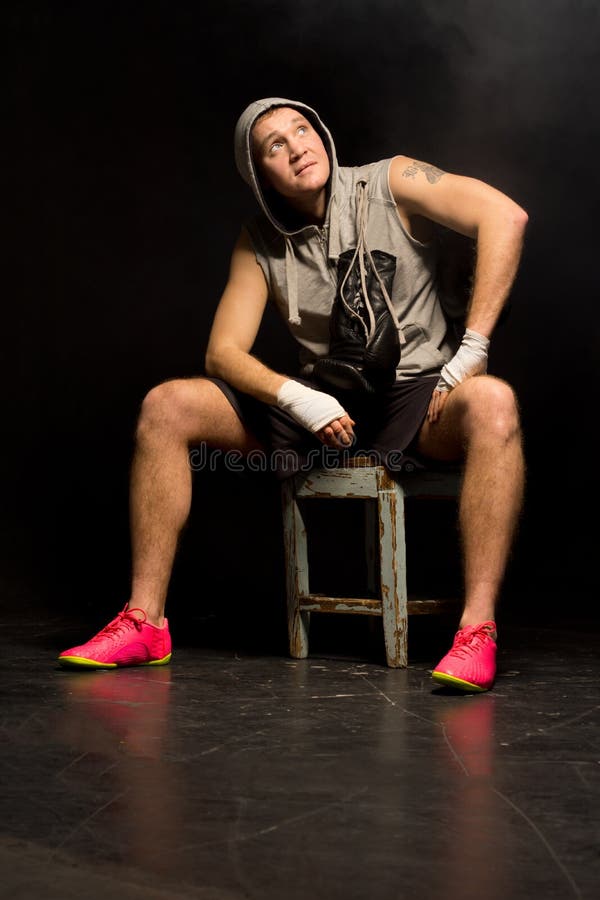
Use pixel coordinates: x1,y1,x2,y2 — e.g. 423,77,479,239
338,180,406,346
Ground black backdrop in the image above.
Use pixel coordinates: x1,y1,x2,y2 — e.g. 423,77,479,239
4,1,598,635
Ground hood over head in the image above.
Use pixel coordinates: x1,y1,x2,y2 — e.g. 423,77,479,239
232,98,403,344
234,97,339,236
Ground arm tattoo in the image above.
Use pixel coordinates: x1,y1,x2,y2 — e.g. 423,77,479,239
402,160,446,184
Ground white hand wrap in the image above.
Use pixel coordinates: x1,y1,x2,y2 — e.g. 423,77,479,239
276,380,347,433
436,329,490,392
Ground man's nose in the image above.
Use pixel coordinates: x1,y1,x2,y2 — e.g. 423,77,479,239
288,139,305,160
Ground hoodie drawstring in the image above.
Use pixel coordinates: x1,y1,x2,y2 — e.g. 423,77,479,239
284,236,301,326
284,179,405,344
338,180,406,346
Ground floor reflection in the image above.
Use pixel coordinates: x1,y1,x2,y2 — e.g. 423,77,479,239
56,668,178,872
439,693,496,777
433,695,513,900
59,666,172,758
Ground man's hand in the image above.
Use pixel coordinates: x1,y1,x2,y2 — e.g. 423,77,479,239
436,329,489,392
276,380,355,446
428,329,490,423
316,413,356,448
427,389,450,424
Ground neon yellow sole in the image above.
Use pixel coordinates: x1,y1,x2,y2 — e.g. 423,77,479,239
431,671,489,692
58,653,172,669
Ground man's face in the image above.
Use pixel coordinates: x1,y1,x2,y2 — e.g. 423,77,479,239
251,107,331,204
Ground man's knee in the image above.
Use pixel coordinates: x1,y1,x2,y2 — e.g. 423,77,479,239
136,378,210,441
460,375,521,442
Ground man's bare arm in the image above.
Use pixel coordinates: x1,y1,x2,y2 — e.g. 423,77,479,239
205,228,287,403
205,229,355,446
389,155,528,338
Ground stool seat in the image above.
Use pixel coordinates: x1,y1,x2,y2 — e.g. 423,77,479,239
281,460,461,667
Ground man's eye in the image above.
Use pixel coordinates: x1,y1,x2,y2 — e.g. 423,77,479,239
298,126,307,135
270,142,283,153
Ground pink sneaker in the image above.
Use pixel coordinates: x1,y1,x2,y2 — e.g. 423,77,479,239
432,621,497,692
58,605,172,669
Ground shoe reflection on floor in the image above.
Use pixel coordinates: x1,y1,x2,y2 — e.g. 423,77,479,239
56,667,178,872
59,666,172,758
434,694,512,899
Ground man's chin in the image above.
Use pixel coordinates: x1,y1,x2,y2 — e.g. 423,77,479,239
292,173,329,197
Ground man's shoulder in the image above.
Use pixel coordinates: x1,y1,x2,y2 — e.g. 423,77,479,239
243,212,283,256
243,211,280,240
338,157,397,198
339,157,394,177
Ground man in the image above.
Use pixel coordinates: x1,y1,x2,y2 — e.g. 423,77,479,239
59,97,527,692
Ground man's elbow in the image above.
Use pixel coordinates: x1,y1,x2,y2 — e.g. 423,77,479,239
483,199,528,240
502,197,528,235
512,202,529,233
204,352,218,378
204,344,240,379
204,348,227,379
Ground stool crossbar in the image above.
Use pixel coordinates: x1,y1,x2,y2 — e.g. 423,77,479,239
281,460,462,667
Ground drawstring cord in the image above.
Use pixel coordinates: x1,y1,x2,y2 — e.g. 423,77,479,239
284,179,404,345
338,180,406,345
285,235,301,326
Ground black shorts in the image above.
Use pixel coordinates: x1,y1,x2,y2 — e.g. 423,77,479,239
206,374,439,480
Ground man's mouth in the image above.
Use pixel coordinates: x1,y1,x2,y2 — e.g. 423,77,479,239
295,161,316,176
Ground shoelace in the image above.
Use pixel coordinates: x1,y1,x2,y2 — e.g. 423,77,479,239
89,606,147,643
450,623,496,659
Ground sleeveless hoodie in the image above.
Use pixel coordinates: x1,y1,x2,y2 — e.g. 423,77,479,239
234,97,459,380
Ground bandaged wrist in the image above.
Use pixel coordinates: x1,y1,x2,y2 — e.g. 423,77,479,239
436,329,490,392
276,380,347,433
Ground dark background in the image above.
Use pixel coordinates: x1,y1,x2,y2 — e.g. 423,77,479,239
4,1,598,645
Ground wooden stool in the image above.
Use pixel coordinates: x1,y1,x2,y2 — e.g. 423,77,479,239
281,458,462,667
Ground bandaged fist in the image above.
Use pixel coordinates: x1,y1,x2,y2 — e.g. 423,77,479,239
436,328,490,392
277,380,350,436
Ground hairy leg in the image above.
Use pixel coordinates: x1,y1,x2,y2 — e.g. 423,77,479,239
416,375,525,626
129,378,263,624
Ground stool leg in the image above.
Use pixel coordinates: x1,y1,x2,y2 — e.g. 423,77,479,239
281,478,310,658
377,474,407,668
364,499,378,595
364,498,381,648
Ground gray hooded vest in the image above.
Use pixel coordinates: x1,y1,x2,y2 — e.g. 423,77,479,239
234,97,459,380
